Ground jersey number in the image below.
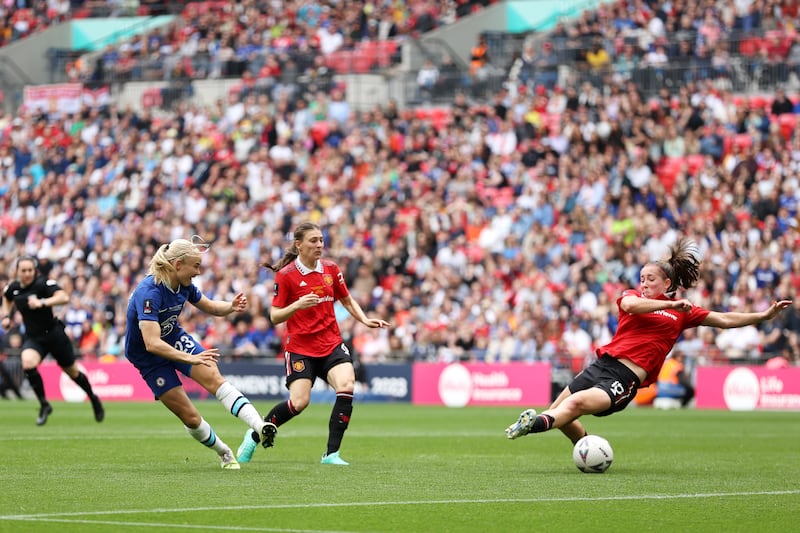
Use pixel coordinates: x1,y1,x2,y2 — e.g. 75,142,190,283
609,380,625,396
173,335,197,353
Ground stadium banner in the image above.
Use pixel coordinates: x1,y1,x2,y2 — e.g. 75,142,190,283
23,83,83,115
82,86,111,109
695,366,800,410
38,361,412,403
38,361,154,401
197,362,412,403
412,362,551,407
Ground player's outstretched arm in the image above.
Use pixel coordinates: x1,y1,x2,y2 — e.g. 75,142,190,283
702,300,792,329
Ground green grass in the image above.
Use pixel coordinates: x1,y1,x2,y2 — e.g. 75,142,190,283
1,400,798,532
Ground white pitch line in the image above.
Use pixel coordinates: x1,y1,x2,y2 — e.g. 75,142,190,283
2,489,799,522
1,517,353,533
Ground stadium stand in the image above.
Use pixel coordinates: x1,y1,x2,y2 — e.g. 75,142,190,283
1,0,799,391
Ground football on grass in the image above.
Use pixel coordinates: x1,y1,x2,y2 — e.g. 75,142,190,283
573,434,614,473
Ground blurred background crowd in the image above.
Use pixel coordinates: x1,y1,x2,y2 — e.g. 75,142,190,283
1,0,800,391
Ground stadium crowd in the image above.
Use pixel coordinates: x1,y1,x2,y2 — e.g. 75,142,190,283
1,0,800,388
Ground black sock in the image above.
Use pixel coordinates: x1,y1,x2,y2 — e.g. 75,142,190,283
326,392,353,455
571,430,589,445
531,414,555,433
265,399,298,428
249,400,298,443
24,368,47,404
71,371,97,398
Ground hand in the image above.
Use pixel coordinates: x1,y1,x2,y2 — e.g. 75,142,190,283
191,348,220,367
765,300,792,320
364,318,390,329
296,293,321,309
672,299,693,312
27,295,45,309
230,292,248,313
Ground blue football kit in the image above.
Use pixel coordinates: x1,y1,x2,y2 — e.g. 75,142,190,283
125,275,205,398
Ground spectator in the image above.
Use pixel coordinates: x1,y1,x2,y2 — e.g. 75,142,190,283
771,87,795,116
560,317,593,369
416,59,440,102
656,350,694,407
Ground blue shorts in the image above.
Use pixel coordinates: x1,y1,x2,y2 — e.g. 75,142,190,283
132,339,204,400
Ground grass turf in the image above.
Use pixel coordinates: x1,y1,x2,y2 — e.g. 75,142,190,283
1,400,798,532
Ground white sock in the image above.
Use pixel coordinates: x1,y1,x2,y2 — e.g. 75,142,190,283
215,381,263,433
185,418,228,455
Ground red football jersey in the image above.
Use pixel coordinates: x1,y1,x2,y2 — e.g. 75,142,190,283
272,258,350,357
597,289,710,387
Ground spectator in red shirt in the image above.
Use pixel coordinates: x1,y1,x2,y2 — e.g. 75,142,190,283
236,222,389,466
505,238,791,446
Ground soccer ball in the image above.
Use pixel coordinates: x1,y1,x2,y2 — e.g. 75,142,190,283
573,435,614,473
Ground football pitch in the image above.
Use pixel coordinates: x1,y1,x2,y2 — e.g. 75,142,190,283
1,400,798,532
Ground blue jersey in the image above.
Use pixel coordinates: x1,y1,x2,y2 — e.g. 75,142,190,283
125,275,203,374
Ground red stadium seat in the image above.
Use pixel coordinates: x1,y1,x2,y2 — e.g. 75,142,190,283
749,95,767,110
326,50,355,74
723,134,734,156
685,153,706,174
656,157,685,194
374,40,398,68
734,133,754,150
351,52,374,73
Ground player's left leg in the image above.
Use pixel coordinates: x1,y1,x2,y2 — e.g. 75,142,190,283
53,328,104,422
160,385,239,470
322,361,355,465
506,386,608,440
191,362,272,463
62,362,105,422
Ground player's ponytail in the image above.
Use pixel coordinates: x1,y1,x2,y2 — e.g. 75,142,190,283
263,222,321,272
654,238,701,294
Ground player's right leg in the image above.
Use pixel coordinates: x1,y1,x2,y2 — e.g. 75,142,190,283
21,347,49,425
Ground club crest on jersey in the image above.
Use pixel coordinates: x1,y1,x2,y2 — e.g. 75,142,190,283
143,299,153,314
293,360,306,372
323,274,333,286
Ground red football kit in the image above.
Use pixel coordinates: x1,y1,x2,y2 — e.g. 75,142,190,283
597,289,710,387
272,258,349,357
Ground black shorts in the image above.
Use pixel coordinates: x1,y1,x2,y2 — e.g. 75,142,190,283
283,343,353,389
22,323,77,368
569,354,641,417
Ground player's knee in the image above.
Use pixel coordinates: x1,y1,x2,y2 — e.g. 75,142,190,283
565,393,604,416
290,395,310,413
182,412,203,428
20,350,41,369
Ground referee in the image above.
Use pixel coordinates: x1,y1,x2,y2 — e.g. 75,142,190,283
1,257,104,425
